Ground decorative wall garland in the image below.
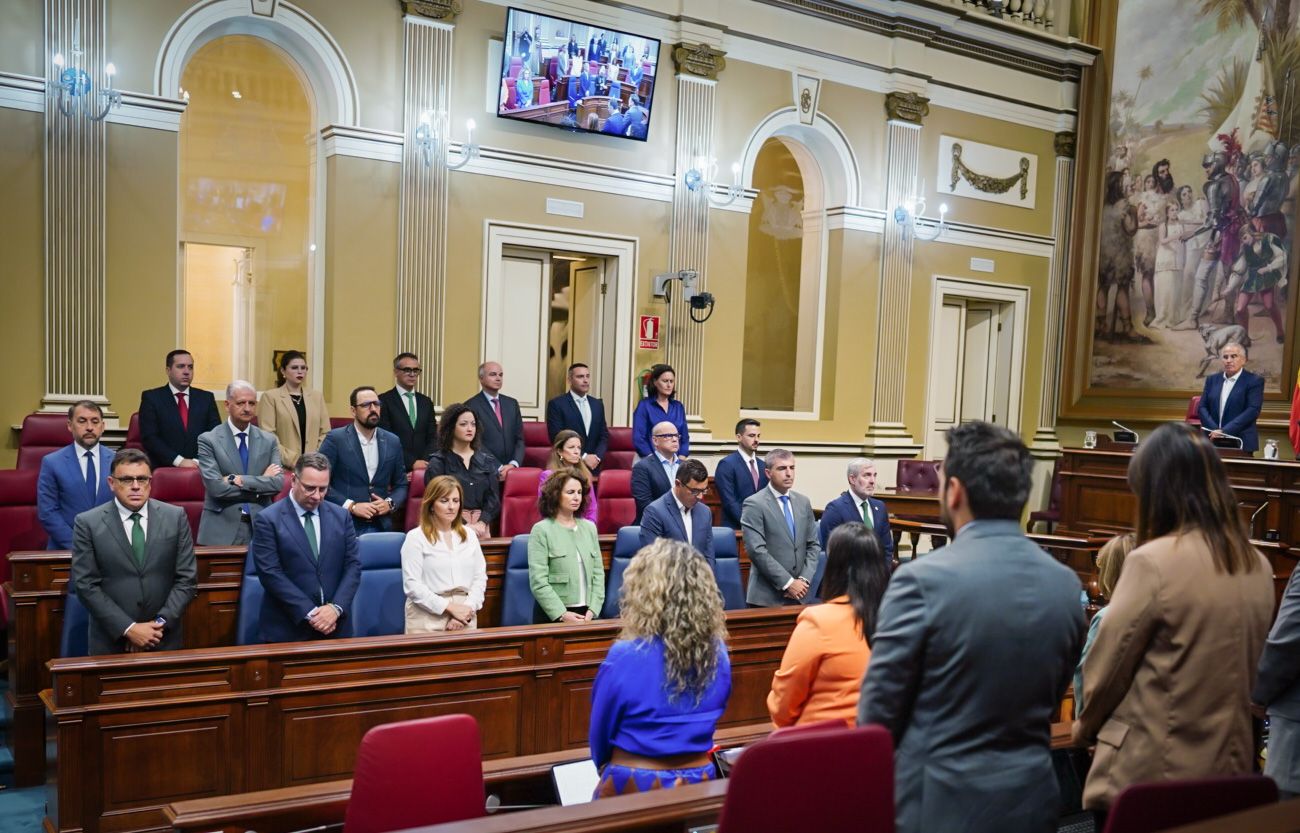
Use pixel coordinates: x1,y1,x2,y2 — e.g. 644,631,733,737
948,142,1031,200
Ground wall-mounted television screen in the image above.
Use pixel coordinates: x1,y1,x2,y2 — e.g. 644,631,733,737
497,7,660,142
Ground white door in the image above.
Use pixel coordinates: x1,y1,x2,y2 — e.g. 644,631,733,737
484,250,550,418
924,296,1017,458
182,242,253,389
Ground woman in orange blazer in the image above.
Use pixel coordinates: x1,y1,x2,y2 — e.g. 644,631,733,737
767,522,892,727
256,351,329,468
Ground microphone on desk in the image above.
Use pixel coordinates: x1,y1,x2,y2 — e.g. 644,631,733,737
485,795,554,813
1249,501,1269,538
1199,425,1244,449
1111,421,1140,444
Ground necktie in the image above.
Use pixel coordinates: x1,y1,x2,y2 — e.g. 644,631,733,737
176,391,189,430
576,397,591,433
405,391,417,427
129,512,145,566
84,450,97,502
237,432,251,516
748,457,759,489
303,511,319,560
779,494,796,541
491,397,503,426
861,499,874,529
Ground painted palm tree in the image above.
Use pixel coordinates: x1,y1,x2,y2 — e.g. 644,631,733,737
1134,64,1154,101
1199,0,1297,37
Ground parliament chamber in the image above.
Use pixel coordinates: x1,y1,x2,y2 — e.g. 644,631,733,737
5,0,1300,830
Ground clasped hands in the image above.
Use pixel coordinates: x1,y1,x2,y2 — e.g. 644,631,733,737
124,620,165,651
230,463,284,489
784,577,811,601
445,601,475,631
559,610,596,624
350,492,393,520
306,604,339,635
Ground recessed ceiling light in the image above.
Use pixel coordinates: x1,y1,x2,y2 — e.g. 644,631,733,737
552,255,586,262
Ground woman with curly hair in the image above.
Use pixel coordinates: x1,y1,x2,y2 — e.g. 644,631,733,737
537,429,597,522
588,539,731,799
425,402,500,538
528,467,605,623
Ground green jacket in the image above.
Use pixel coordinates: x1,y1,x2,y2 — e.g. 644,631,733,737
527,518,606,621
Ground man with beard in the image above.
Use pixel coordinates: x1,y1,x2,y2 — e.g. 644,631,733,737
859,421,1085,833
37,401,117,549
1182,150,1243,328
318,386,407,534
1097,171,1140,340
1152,158,1175,196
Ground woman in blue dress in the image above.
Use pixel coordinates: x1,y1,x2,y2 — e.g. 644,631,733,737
631,363,689,458
589,539,730,798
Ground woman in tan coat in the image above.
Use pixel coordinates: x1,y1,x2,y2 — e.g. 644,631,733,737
1073,422,1274,814
256,351,329,468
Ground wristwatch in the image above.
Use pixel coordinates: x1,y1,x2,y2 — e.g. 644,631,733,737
226,474,237,485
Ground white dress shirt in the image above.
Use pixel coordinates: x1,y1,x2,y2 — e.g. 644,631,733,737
655,451,680,485
400,526,488,615
674,494,694,546
570,392,592,434
169,383,190,465
767,484,802,589
1219,370,1240,424
115,498,149,537
355,425,380,482
78,443,102,479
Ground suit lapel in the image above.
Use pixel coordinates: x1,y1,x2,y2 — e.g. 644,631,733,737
344,427,369,487
142,500,170,567
101,501,139,571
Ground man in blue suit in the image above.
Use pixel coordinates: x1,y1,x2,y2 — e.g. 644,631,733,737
714,418,766,529
545,363,608,469
137,349,221,469
819,458,894,562
630,421,680,523
37,401,116,549
1197,340,1264,452
251,453,361,642
639,459,714,564
318,386,408,534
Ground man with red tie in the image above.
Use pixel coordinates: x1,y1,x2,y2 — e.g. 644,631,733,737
714,418,768,529
138,349,221,470
466,361,525,481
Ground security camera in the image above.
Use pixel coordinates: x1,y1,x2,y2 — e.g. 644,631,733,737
651,269,715,322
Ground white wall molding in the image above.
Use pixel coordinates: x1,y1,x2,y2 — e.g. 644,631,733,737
454,143,677,202
321,124,403,162
0,72,44,112
105,92,187,131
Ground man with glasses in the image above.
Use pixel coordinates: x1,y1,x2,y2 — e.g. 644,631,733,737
319,386,408,533
630,420,681,524
250,453,361,642
378,352,437,472
70,448,197,655
638,459,715,565
1196,340,1263,452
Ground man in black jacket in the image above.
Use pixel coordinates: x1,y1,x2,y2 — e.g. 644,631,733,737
138,349,220,469
377,352,438,472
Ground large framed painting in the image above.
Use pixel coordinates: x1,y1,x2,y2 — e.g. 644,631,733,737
1063,0,1300,420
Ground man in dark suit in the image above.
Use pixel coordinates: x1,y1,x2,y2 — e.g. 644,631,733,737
639,459,714,564
714,418,766,529
466,360,525,481
251,453,361,642
1255,563,1300,798
138,349,220,469
859,422,1085,833
630,420,681,523
319,386,408,533
377,352,437,472
1197,340,1264,452
195,381,284,545
545,362,608,469
37,400,116,549
818,458,894,562
740,449,820,607
70,449,197,654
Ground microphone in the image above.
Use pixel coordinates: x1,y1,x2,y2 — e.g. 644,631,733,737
1199,425,1244,448
1111,421,1140,443
485,795,553,813
1249,501,1268,536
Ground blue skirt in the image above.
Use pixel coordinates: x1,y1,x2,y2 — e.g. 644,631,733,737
593,761,716,799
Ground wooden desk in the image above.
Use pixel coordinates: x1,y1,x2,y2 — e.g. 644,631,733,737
45,608,797,833
165,723,776,833
879,490,940,522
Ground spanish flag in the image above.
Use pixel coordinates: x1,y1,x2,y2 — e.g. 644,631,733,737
1290,365,1300,455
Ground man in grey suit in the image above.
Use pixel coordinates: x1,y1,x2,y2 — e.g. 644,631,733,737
858,422,1084,833
196,381,285,545
740,449,821,607
1254,562,1300,798
71,448,197,655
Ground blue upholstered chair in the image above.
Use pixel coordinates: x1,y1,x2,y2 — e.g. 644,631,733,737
59,590,90,658
499,535,535,626
351,532,406,637
600,526,641,619
235,547,264,645
711,527,746,610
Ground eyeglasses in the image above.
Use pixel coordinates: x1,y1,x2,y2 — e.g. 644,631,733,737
355,401,381,409
654,433,680,439
397,366,423,374
297,484,328,494
112,476,152,485
681,485,708,497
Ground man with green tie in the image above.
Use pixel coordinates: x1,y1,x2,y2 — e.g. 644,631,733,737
378,352,438,472
818,458,895,563
71,448,197,655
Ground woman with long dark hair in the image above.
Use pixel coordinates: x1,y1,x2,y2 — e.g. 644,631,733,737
631,363,690,458
766,522,890,727
537,429,597,522
1074,422,1273,815
425,403,500,538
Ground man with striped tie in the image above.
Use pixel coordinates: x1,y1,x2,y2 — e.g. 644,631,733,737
70,449,196,655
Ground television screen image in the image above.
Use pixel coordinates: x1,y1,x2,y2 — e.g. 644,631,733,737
498,7,660,141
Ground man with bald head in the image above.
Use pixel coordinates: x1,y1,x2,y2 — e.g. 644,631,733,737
196,381,284,545
466,361,525,481
630,420,682,523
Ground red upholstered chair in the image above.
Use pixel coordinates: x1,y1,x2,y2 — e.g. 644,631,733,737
508,56,522,79
0,468,48,575
595,469,636,534
1028,457,1063,533
1185,395,1202,427
503,77,518,110
330,417,351,429
275,470,294,502
537,79,550,105
895,459,940,492
498,467,542,537
150,467,205,540
603,427,636,471
17,413,72,470
404,468,427,532
343,714,485,833
522,422,551,468
124,412,144,451
1100,775,1277,833
718,724,893,833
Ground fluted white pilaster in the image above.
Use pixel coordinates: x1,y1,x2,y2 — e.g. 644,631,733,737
1031,133,1076,455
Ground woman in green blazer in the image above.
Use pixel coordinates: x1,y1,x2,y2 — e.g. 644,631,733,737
528,467,605,623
